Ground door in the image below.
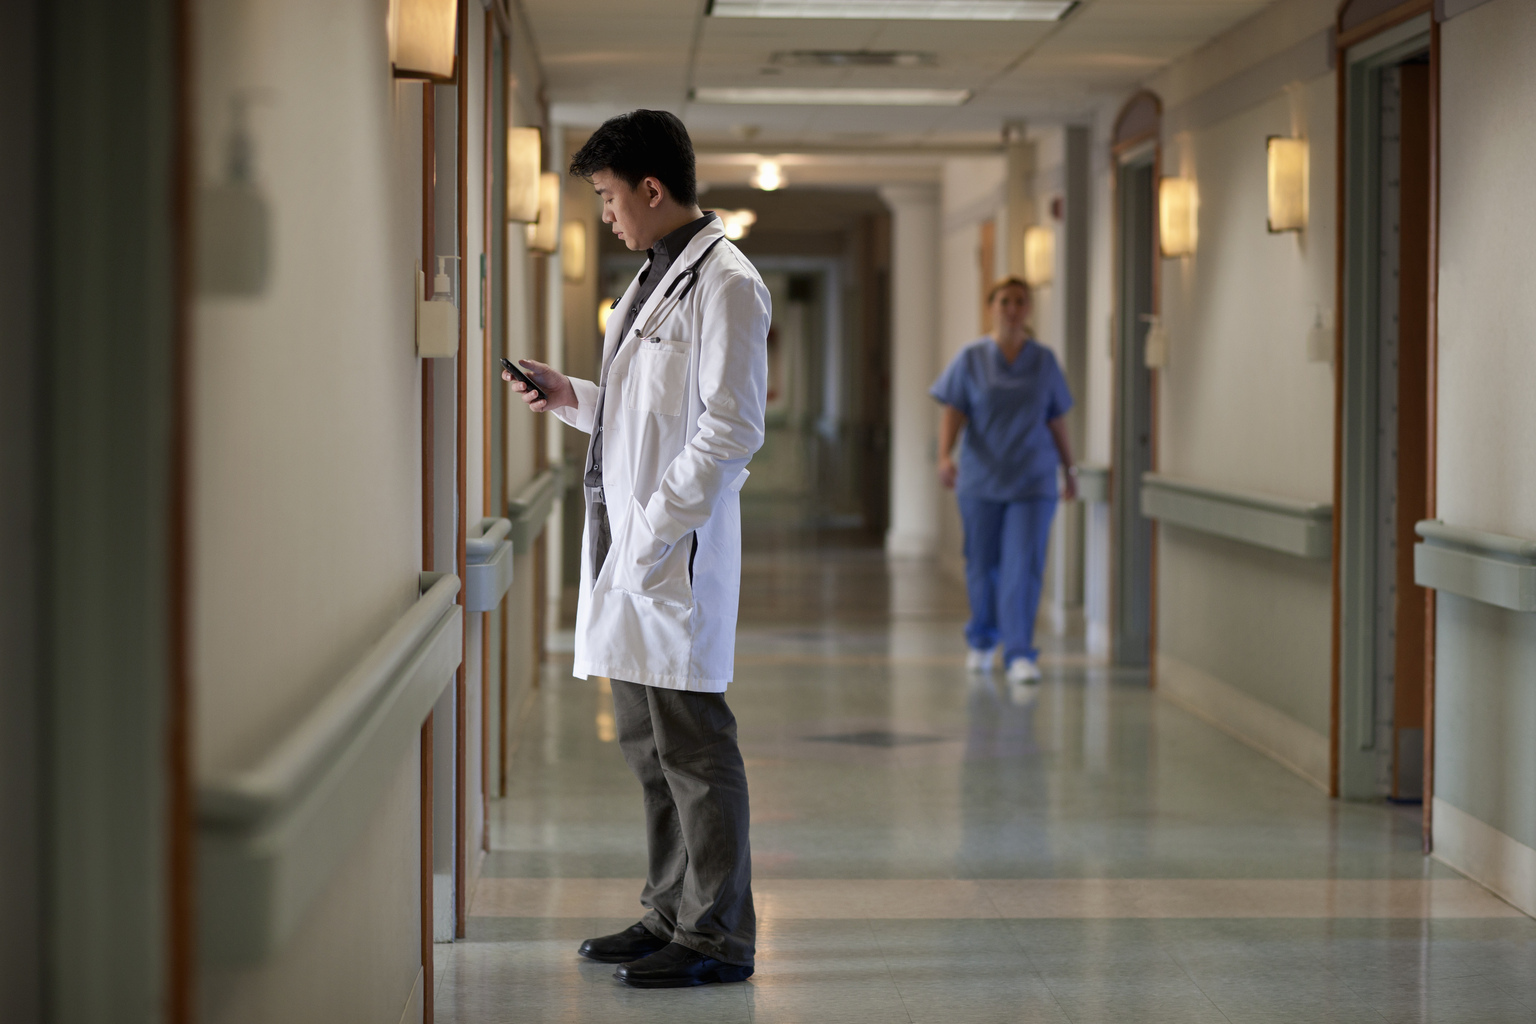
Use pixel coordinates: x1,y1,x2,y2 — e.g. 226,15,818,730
1336,16,1434,802
1111,151,1157,669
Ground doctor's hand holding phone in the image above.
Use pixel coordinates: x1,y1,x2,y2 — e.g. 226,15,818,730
501,357,576,413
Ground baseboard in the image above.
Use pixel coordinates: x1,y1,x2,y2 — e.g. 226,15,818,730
1433,797,1536,918
1156,653,1330,792
398,967,424,1024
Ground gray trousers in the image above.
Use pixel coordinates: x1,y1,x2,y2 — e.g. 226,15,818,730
611,679,755,966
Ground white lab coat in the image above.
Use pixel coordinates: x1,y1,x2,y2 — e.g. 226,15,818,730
554,217,770,692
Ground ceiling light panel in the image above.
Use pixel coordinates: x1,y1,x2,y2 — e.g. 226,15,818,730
708,0,1075,20
771,49,938,66
693,86,971,105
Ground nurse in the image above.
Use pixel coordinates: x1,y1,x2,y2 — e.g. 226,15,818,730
930,276,1076,683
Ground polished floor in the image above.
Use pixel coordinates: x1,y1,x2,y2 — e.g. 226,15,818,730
438,536,1536,1023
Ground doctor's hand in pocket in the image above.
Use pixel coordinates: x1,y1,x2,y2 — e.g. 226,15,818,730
614,498,693,607
502,358,576,413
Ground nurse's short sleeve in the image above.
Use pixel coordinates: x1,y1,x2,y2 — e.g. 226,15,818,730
929,349,973,416
1045,352,1073,421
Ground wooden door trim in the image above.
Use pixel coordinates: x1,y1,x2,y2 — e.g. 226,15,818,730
1329,36,1346,799
480,6,495,852
1421,18,1440,854
454,0,470,941
1337,0,1432,50
419,79,437,1024
1107,89,1161,676
1329,2,1438,806
168,0,196,1015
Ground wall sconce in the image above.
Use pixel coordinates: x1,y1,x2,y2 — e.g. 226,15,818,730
751,160,783,191
1267,136,1308,233
719,209,757,240
389,0,458,82
506,127,542,223
526,172,560,254
561,221,587,282
598,298,617,334
1159,176,1197,258
1023,225,1055,287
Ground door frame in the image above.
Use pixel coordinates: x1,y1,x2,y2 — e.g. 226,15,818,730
1109,91,1162,674
1330,0,1439,821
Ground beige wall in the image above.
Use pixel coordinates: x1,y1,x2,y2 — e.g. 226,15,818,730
1141,0,1336,755
1433,0,1536,907
1156,76,1335,500
203,753,423,1023
192,0,428,1018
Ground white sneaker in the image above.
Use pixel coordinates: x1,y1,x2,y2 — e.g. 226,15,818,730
1005,657,1041,684
965,647,996,673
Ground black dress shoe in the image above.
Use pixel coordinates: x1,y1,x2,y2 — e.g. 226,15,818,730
613,942,754,988
577,922,669,964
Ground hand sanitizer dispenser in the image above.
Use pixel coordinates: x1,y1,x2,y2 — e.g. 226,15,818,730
416,256,459,358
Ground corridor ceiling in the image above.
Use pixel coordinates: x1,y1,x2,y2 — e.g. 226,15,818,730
523,0,1274,148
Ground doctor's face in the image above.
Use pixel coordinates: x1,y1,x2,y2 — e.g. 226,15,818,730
592,169,666,252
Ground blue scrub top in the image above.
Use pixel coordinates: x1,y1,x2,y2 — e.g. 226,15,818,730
929,337,1073,501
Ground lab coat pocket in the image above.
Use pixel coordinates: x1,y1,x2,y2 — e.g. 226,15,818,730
613,496,694,608
624,337,689,417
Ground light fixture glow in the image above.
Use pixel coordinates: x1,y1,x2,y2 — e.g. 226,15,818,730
1267,136,1308,233
389,0,458,81
709,0,1075,21
526,172,560,254
561,221,587,282
1023,225,1055,287
1158,177,1197,258
751,161,783,191
506,127,542,223
598,298,617,334
719,209,758,240
695,86,971,106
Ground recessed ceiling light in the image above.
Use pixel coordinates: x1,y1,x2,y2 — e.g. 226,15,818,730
709,0,1075,21
752,161,784,190
693,86,971,106
771,50,937,67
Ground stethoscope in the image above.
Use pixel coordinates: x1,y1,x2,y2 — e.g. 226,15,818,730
621,234,729,340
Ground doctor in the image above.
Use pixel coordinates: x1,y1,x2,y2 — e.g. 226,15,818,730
504,109,769,989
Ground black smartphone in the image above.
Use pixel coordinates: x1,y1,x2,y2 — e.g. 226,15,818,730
500,357,546,403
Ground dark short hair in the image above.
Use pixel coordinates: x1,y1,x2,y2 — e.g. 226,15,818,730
568,109,698,207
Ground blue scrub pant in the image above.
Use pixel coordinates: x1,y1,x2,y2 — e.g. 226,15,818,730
959,496,1057,664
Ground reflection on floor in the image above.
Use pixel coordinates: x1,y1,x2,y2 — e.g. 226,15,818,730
439,536,1536,1023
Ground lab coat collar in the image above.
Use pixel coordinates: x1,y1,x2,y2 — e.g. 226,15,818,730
601,216,728,372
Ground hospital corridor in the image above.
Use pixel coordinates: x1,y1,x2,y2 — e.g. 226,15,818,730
5,0,1536,1021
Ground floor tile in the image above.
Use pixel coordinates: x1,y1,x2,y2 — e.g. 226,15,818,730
439,537,1536,1024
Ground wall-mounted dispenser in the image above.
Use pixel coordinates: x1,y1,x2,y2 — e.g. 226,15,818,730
198,95,270,298
1306,307,1333,364
416,256,459,358
1142,313,1168,368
